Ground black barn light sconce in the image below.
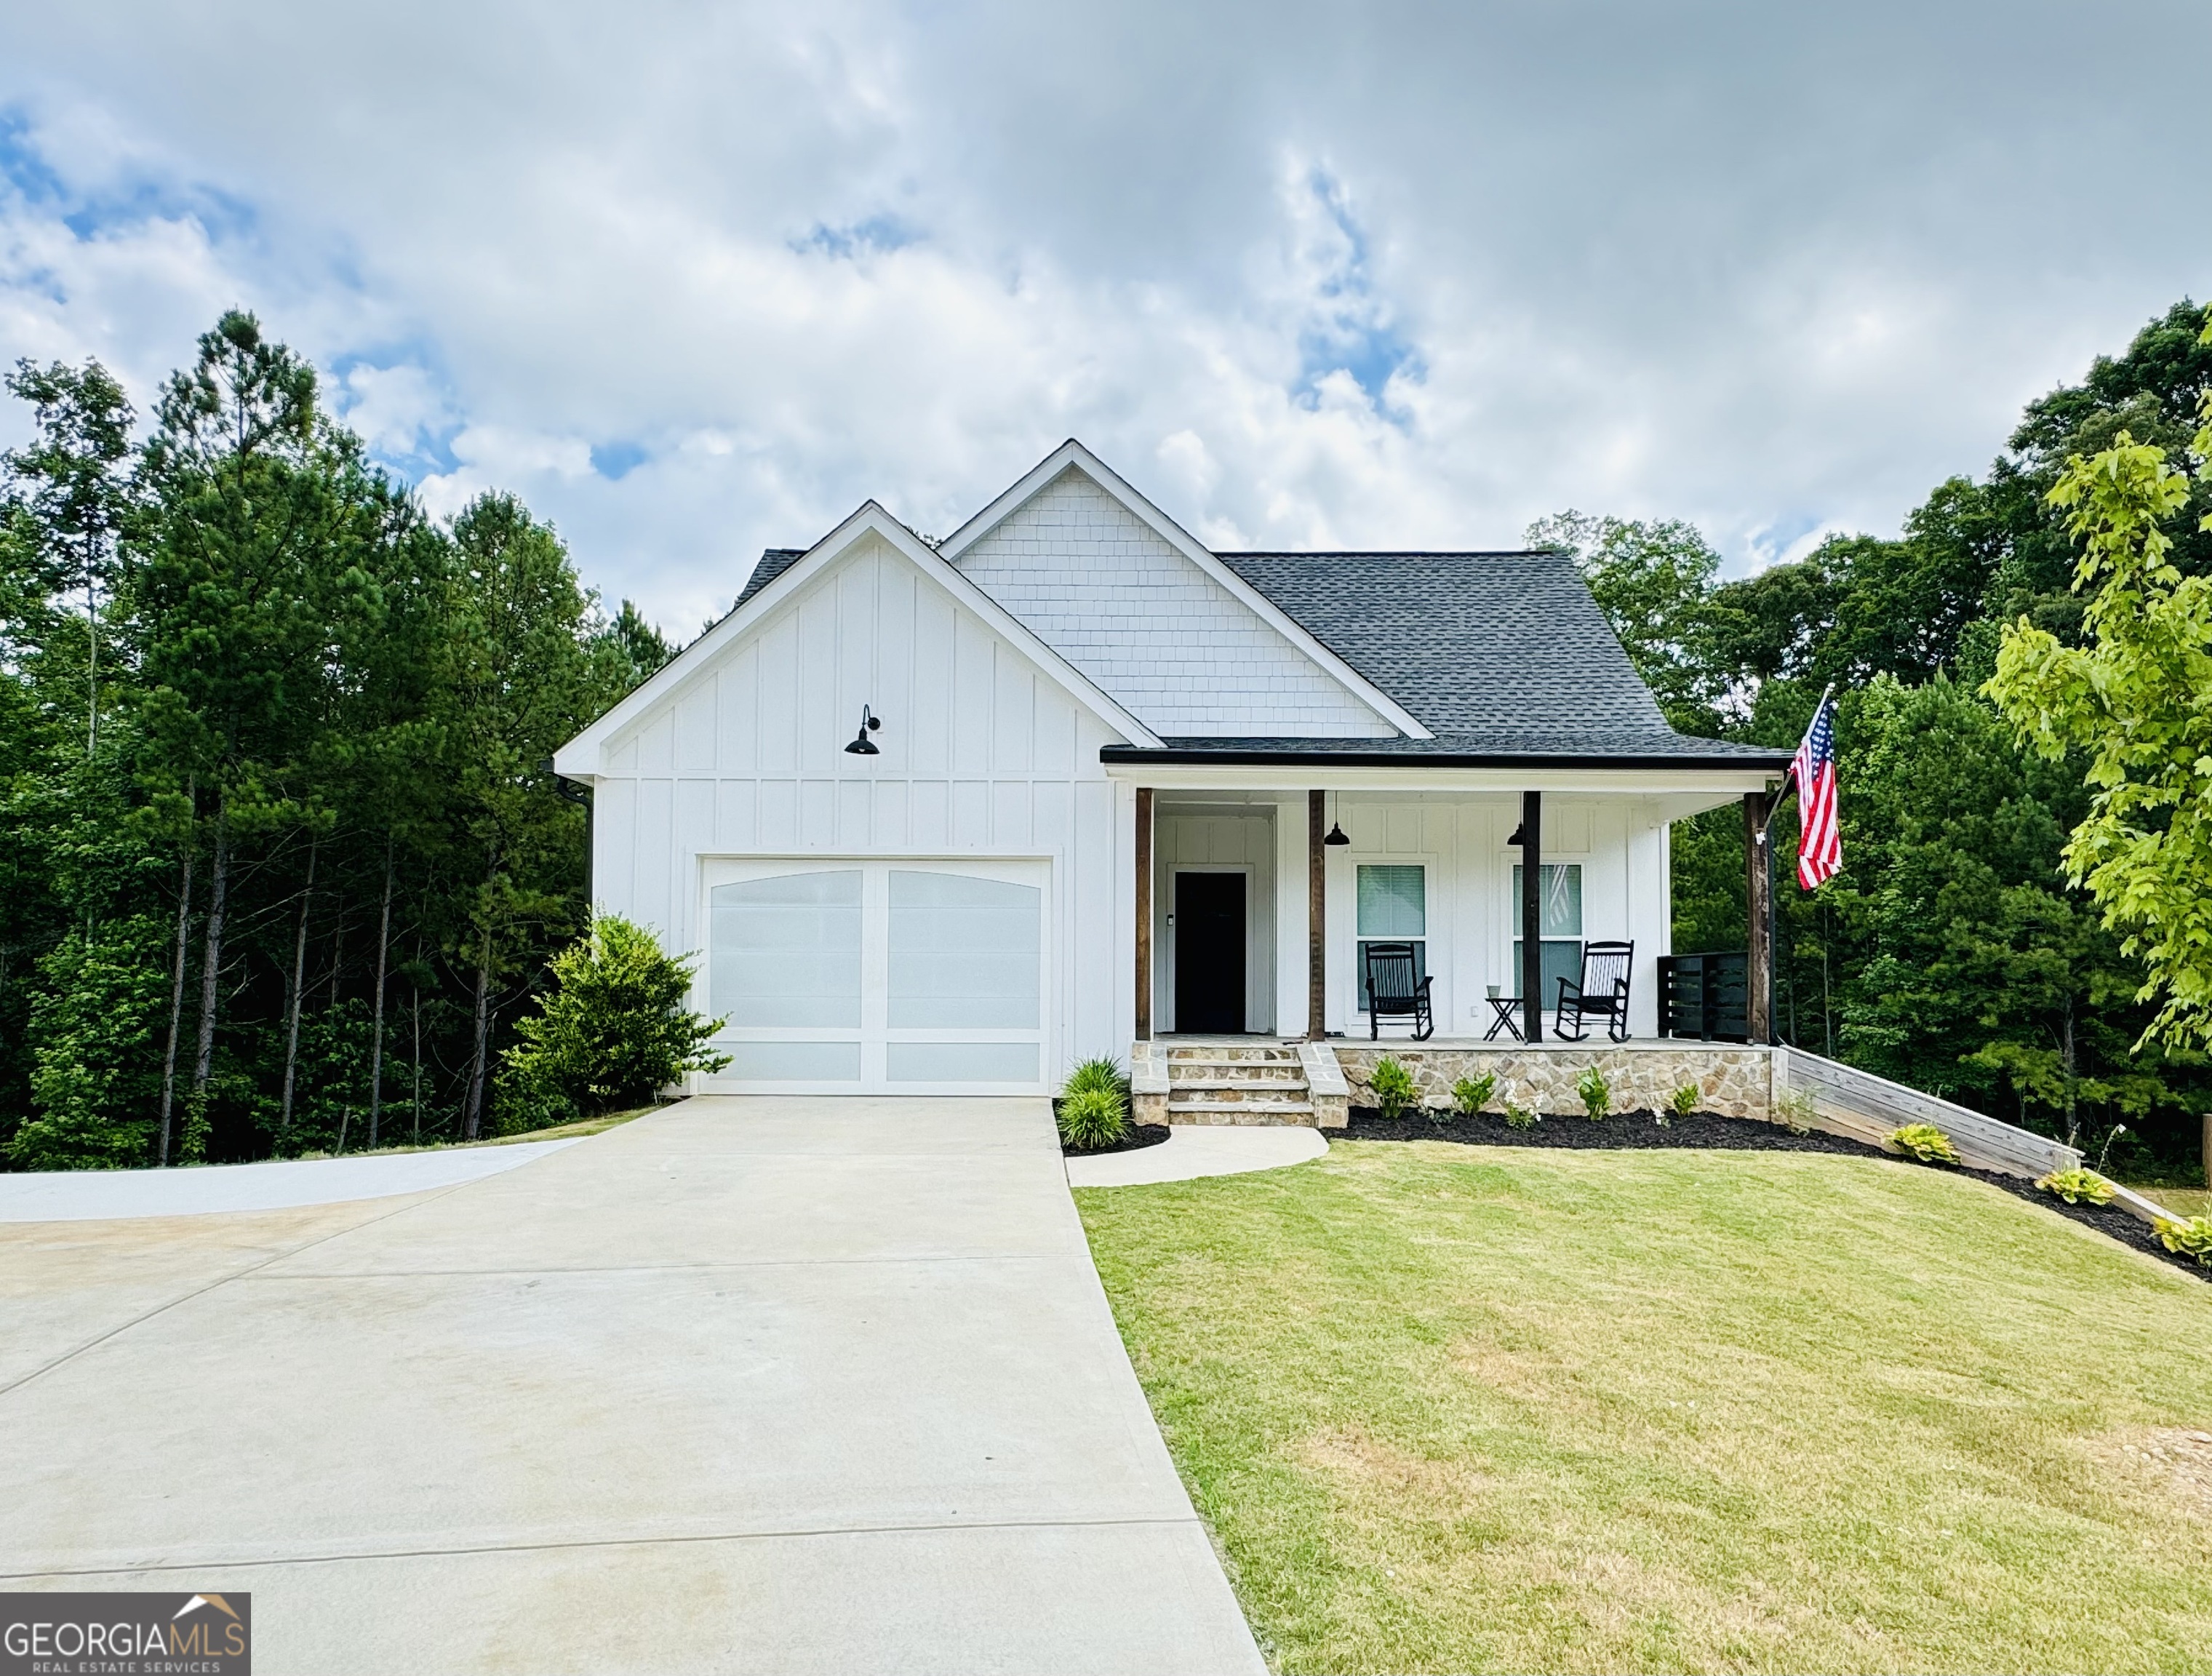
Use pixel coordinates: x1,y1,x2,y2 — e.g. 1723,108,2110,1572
843,704,883,755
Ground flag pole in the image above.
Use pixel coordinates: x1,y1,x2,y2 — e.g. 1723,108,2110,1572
1753,683,1836,1046
1760,683,1834,841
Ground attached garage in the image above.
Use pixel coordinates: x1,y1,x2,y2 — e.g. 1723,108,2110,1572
700,858,1052,1093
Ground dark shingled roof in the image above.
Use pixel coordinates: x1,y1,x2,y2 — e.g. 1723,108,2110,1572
730,538,1784,767
735,547,807,608
1221,550,1650,738
1201,549,1786,765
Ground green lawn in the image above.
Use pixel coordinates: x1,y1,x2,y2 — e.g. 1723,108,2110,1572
1077,1140,2212,1675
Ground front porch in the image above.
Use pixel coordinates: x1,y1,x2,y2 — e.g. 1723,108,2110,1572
1123,766,1790,1067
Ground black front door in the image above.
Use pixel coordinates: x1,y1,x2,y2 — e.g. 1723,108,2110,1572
1174,871,1246,1034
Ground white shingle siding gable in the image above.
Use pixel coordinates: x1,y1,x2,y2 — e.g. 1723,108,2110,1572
953,468,1397,738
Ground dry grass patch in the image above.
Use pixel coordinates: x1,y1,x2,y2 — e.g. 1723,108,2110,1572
2143,1187,2211,1219
2091,1427,2212,1517
1078,1140,2212,1674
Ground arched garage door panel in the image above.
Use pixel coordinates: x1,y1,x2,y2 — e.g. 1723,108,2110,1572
702,858,1048,1093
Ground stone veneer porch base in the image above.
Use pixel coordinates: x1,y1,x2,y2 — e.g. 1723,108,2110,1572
1133,1038,1775,1130
1331,1039,1773,1122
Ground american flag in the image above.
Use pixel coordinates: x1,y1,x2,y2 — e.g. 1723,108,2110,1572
1790,691,1841,890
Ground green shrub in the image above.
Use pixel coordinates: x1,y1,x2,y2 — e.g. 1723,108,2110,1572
7,919,170,1170
1775,1088,1818,1135
2036,1166,2116,1206
1575,1066,1610,1122
1370,1058,1416,1121
499,915,730,1128
1451,1072,1496,1116
1667,1083,1700,1120
1504,1102,1540,1130
1058,1085,1130,1150
1889,1122,1963,1165
1063,1057,1127,1100
2154,1214,2212,1269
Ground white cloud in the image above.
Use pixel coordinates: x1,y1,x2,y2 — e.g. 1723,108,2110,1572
335,362,450,460
2,0,2208,635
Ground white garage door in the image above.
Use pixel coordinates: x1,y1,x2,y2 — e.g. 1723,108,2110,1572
700,858,1049,1093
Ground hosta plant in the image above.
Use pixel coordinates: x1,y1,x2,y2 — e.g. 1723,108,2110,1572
1370,1057,1416,1122
2154,1214,2212,1269
2035,1166,2115,1206
1889,1122,1963,1165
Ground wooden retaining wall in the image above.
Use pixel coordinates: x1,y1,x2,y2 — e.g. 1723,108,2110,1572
1776,1048,2086,1178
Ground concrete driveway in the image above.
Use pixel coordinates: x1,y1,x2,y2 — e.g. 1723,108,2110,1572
0,1098,1263,1675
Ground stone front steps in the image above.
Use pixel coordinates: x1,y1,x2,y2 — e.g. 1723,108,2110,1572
1167,1045,1313,1125
1129,1039,1351,1130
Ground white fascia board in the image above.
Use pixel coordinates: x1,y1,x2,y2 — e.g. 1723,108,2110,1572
551,503,1162,778
1097,762,1784,798
937,439,1436,741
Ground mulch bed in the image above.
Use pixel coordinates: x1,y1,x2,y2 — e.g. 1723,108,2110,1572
1063,1122,1171,1159
1350,1106,1879,1158
1347,1106,2210,1284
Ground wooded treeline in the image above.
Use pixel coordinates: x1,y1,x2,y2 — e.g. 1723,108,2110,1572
0,312,672,1169
1545,298,2212,1181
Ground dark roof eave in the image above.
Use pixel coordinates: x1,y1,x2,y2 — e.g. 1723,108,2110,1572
1098,743,1794,771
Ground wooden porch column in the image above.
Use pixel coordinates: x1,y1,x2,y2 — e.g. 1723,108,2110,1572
1135,786,1154,1041
1307,791,1327,1039
1745,790,1776,1045
1519,791,1543,1045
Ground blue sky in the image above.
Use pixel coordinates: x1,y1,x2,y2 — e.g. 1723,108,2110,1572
2,1,2208,636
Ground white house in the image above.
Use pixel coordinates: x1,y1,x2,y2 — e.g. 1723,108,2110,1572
552,441,1791,1100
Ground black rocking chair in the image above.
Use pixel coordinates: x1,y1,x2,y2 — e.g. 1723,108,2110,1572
1554,940,1634,1042
1362,942,1435,1040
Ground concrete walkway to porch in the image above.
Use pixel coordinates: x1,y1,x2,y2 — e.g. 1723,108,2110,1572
1067,1122,1328,1187
0,1096,1263,1675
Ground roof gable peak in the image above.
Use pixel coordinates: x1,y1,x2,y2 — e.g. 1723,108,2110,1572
938,440,1432,740
553,500,1162,775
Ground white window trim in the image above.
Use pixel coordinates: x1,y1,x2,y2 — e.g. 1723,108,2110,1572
1502,857,1587,1018
1346,853,1440,1021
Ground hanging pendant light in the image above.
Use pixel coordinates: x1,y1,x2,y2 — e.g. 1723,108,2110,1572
1324,789,1349,845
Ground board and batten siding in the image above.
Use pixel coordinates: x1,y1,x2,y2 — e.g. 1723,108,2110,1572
586,530,1135,1084
1324,794,1672,1039
953,466,1395,738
